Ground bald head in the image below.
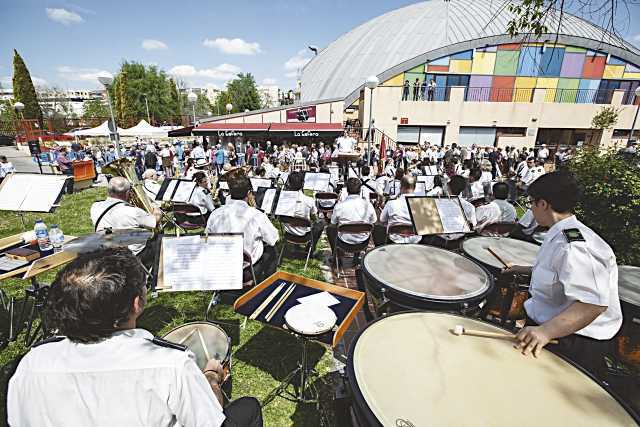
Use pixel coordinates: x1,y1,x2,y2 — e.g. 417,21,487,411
400,174,416,194
108,177,132,199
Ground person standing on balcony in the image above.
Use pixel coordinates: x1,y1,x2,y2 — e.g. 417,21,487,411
402,80,410,101
428,78,436,101
538,144,550,163
413,78,420,101
420,79,428,100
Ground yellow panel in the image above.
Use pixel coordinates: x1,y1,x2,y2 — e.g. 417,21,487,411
603,65,625,79
471,52,496,74
544,89,557,102
536,78,559,89
383,73,404,86
515,77,537,88
524,42,543,47
623,72,640,79
449,59,472,74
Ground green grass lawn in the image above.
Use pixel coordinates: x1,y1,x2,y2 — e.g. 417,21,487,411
0,187,338,426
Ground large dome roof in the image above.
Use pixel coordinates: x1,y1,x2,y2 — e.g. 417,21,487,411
301,0,640,103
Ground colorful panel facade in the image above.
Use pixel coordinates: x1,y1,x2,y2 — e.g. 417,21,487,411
556,78,580,103
494,50,519,75
603,64,625,79
582,56,607,78
471,51,496,74
560,53,585,77
450,59,472,73
539,47,565,76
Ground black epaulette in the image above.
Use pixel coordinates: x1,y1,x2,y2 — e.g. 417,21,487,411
563,228,585,243
203,188,210,195
149,337,187,351
32,336,66,347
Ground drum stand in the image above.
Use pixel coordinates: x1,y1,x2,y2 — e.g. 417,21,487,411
264,334,321,406
13,277,50,347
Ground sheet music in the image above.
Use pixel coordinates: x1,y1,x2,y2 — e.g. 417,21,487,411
303,173,330,192
275,190,299,216
261,188,278,214
417,175,435,190
298,291,340,308
425,165,439,175
435,198,469,234
348,167,359,179
219,181,229,190
251,178,272,192
173,181,196,203
162,235,242,291
162,180,178,201
0,174,66,212
278,172,289,185
328,166,340,183
0,176,28,210
414,182,427,195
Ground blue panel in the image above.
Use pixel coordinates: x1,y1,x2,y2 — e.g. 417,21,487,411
576,79,600,103
586,49,606,57
434,75,447,101
430,56,450,66
539,47,564,76
451,50,473,60
608,55,626,65
517,46,542,76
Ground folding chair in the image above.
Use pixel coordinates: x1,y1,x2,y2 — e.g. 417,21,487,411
277,216,314,271
478,221,516,237
242,251,258,288
170,203,207,235
385,223,417,244
335,223,373,279
315,192,339,220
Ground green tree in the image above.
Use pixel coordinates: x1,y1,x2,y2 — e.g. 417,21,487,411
214,90,233,115
83,99,109,119
181,92,213,118
12,49,42,122
225,73,261,113
591,106,620,130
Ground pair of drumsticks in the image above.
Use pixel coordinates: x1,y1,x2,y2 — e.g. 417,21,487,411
249,282,296,322
452,324,558,344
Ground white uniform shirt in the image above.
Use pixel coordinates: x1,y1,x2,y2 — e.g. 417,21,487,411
0,161,15,177
538,148,549,160
470,181,485,200
518,209,538,235
380,193,421,244
7,329,225,427
522,166,545,185
283,191,317,236
525,215,622,339
191,146,205,160
476,199,517,229
205,199,278,263
189,186,215,214
90,197,157,254
331,195,377,244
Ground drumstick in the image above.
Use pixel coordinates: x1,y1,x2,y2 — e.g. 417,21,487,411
485,246,513,269
249,282,285,320
196,329,211,361
452,325,558,344
265,283,296,322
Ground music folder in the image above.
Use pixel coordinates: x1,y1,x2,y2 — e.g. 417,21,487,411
156,179,197,203
0,173,68,213
250,178,273,192
405,196,472,235
303,173,331,192
255,187,281,215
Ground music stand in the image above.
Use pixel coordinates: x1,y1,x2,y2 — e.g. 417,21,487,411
334,153,360,183
405,195,473,236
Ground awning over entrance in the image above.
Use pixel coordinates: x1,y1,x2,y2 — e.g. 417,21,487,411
191,122,344,139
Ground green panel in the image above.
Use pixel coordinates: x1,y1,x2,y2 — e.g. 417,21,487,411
566,46,587,53
407,63,426,73
494,50,519,75
404,72,425,84
555,78,580,103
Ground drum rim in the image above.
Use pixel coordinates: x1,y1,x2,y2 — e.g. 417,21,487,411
362,244,493,301
345,311,640,425
618,265,640,305
162,321,232,364
461,236,540,269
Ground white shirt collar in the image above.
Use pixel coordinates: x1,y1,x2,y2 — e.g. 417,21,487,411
544,215,577,243
225,199,249,208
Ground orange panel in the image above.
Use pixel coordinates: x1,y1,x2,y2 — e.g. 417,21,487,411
427,65,449,73
490,76,515,102
582,56,606,79
498,43,521,51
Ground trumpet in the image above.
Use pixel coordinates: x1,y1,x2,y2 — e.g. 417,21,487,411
102,158,156,215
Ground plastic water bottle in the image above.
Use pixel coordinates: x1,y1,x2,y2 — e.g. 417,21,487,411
49,225,64,253
34,220,53,251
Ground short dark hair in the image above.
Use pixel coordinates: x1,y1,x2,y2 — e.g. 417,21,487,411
346,177,361,195
395,168,405,180
45,248,146,344
448,175,467,195
400,174,416,191
255,166,266,177
0,155,6,162
527,171,580,213
361,165,370,177
228,174,251,199
433,175,443,188
288,171,304,191
493,182,509,200
192,171,207,184
469,168,482,182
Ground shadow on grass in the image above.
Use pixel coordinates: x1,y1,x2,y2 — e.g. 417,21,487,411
289,371,343,427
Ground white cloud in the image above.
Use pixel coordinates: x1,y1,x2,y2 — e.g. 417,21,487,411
262,78,277,85
283,49,311,80
284,71,298,79
57,66,112,82
142,39,168,50
169,64,241,81
46,8,83,25
1,75,48,88
203,38,262,55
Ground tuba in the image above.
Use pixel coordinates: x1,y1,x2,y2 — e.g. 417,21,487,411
102,158,156,214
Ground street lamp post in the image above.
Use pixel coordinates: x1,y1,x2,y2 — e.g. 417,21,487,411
187,92,197,125
143,94,151,123
365,75,380,165
629,86,640,144
226,103,233,115
97,76,122,158
13,102,24,150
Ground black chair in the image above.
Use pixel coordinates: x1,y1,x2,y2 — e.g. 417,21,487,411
170,203,207,235
277,216,314,271
335,223,373,278
242,251,258,288
315,192,339,220
385,223,417,244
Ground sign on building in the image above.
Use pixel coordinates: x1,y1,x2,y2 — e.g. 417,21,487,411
286,106,316,123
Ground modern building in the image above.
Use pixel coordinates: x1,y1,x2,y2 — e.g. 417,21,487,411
257,85,280,108
192,0,640,149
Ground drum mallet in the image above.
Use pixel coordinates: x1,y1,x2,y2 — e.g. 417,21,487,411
452,325,558,344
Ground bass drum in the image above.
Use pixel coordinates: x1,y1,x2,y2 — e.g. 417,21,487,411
617,265,640,370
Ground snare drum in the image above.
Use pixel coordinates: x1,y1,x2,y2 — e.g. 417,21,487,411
462,237,539,323
617,265,640,369
361,244,493,315
163,322,231,373
284,304,337,336
347,312,639,426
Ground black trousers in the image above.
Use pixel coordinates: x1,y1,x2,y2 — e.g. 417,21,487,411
310,220,325,252
222,397,263,427
253,245,278,283
372,223,387,247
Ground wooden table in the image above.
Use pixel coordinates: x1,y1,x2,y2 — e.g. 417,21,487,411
0,235,77,281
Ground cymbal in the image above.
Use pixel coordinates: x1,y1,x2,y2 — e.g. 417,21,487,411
64,228,153,253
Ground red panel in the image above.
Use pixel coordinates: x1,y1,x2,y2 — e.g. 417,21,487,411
427,65,449,72
490,76,515,102
269,123,343,132
582,56,606,79
498,43,521,51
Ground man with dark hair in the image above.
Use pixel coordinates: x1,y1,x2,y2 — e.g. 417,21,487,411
475,181,517,230
206,174,279,281
374,174,421,245
284,172,324,253
8,249,263,427
507,171,622,378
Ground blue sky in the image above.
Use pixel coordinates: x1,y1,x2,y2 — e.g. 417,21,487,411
1,0,639,92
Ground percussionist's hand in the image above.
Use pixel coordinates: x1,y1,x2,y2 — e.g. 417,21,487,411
203,359,225,384
501,264,532,275
515,326,552,358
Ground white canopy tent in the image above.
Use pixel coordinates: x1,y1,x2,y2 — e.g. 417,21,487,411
69,121,125,137
120,120,168,137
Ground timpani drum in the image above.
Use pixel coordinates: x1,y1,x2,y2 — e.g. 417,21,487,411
617,265,640,369
462,237,540,323
163,322,232,372
347,312,639,426
361,244,493,315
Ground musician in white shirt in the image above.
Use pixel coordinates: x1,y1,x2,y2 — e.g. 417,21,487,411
284,172,324,253
142,169,161,204
0,155,15,180
427,175,477,246
374,174,422,245
189,172,215,217
206,174,279,281
475,182,517,231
